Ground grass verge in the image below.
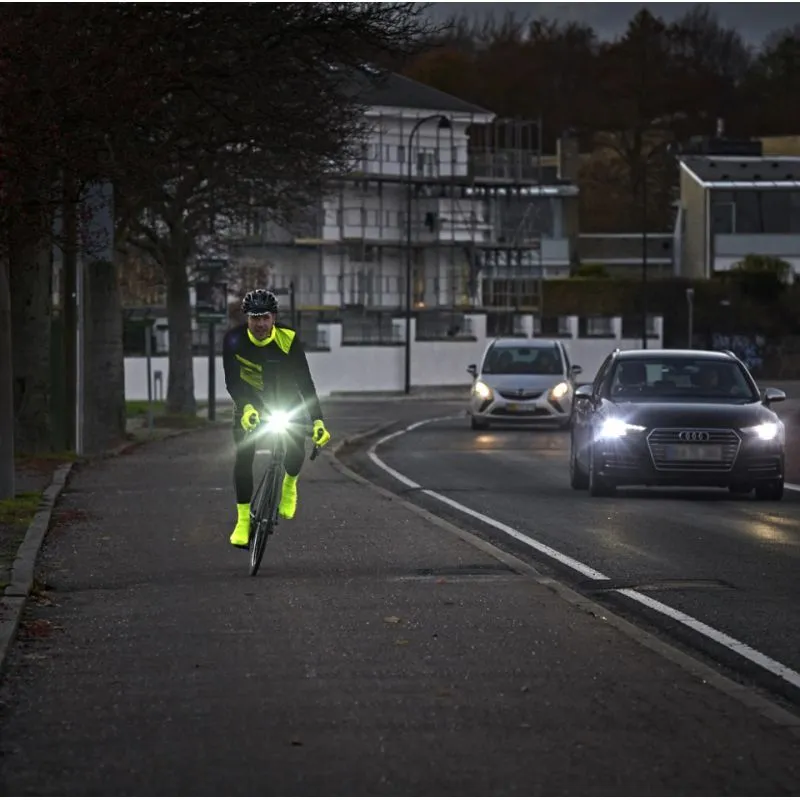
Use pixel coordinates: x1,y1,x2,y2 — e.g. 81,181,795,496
0,491,44,588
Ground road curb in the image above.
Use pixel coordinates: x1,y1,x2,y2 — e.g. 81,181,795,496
330,428,800,738
329,421,401,460
0,461,74,676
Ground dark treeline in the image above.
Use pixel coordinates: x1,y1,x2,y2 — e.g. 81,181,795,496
397,7,800,231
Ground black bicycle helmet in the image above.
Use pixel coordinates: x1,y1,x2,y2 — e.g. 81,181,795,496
241,288,278,316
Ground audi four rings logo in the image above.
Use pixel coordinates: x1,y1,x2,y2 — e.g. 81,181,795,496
679,431,710,442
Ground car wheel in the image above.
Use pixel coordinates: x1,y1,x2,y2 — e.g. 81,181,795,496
569,436,589,490
754,479,784,501
589,445,615,497
729,483,752,495
470,416,490,431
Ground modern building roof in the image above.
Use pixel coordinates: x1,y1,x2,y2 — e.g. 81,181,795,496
680,155,800,189
344,66,492,116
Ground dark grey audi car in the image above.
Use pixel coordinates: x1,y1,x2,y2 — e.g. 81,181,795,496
570,349,786,500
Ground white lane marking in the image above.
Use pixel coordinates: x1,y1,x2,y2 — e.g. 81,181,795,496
367,416,800,692
785,483,800,493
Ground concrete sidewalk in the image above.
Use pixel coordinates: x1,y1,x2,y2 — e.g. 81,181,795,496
0,418,798,794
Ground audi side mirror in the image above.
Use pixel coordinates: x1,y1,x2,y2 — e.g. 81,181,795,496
763,387,786,406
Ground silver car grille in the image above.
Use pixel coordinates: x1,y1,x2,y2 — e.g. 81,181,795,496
646,428,741,472
498,389,543,400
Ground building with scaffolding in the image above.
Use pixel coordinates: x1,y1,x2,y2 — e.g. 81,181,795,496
228,70,581,342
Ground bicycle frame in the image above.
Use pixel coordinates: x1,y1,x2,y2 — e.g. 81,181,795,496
246,413,318,576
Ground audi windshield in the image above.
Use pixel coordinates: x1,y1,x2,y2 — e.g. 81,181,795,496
606,357,759,403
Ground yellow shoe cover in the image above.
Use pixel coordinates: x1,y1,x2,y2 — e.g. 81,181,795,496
230,503,251,548
279,475,298,520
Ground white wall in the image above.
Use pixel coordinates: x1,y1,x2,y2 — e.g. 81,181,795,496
124,314,664,401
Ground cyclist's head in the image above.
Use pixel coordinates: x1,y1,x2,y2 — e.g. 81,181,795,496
241,289,278,340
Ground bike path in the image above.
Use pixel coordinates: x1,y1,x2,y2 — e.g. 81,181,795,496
0,408,798,795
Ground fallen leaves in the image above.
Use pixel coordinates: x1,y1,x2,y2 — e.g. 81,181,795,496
19,618,62,638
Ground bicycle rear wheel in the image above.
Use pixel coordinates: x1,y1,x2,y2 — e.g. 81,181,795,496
249,464,280,576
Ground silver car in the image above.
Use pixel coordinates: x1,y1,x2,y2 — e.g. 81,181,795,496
467,338,583,430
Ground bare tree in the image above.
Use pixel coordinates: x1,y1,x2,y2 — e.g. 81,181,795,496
0,3,434,491
115,3,436,415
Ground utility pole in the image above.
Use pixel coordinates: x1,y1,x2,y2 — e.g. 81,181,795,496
62,171,77,451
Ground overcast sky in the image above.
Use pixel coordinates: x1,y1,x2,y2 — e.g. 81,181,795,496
426,3,800,46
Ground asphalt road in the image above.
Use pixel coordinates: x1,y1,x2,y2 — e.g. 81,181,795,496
346,412,800,706
2,401,800,795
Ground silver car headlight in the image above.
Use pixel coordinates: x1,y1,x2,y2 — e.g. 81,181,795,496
473,380,492,400
549,381,570,400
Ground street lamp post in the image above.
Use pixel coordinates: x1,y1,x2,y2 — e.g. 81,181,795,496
641,166,648,350
641,138,676,350
404,114,451,395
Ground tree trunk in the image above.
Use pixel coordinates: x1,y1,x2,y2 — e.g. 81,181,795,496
10,207,54,454
83,258,126,454
166,259,196,415
0,258,15,500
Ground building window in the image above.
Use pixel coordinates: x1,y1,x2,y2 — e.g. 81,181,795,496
711,199,734,234
713,189,800,235
397,145,405,164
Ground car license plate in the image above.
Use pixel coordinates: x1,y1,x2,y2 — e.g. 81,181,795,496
664,444,724,461
507,403,520,412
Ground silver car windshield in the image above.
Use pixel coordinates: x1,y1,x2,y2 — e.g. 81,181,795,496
482,344,564,376
608,357,759,402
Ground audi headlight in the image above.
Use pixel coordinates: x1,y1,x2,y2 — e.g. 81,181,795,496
742,421,781,442
598,418,646,439
473,380,492,400
265,410,292,433
550,381,569,400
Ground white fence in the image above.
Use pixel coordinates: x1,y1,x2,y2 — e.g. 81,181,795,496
124,314,663,401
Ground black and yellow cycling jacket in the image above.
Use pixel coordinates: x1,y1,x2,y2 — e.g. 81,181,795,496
221,323,324,422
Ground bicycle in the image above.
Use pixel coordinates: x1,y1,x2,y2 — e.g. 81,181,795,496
247,410,320,577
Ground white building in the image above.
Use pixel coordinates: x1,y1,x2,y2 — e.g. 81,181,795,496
228,69,580,332
678,154,800,278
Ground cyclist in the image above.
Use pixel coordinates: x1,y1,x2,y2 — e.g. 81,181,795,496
222,289,331,549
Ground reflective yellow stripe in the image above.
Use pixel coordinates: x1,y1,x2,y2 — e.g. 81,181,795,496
235,353,259,370
235,354,263,391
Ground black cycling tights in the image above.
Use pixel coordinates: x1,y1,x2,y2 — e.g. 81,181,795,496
232,426,306,504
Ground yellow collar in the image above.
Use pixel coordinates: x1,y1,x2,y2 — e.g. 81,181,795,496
247,326,276,348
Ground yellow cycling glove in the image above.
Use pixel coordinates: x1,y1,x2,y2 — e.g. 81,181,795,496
241,404,260,432
312,419,331,447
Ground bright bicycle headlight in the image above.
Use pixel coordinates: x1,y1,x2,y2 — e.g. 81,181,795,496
598,418,646,439
742,421,781,442
550,381,569,400
265,410,292,433
473,380,492,400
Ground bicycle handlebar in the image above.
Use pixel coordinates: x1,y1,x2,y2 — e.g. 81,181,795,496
246,419,322,460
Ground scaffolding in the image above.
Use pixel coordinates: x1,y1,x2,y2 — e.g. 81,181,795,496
229,113,578,340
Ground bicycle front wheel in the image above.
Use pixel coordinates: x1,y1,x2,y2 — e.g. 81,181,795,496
249,464,280,577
